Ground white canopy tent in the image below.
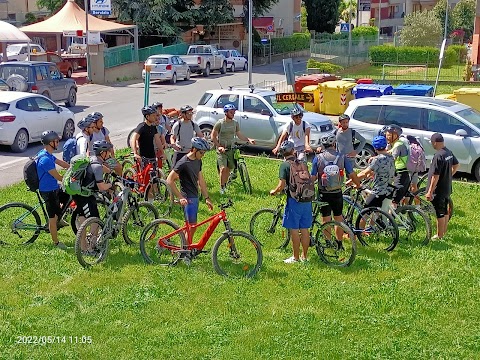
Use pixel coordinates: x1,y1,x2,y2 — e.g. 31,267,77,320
0,20,31,61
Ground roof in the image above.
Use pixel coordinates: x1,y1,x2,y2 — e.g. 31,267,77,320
19,0,134,34
252,17,274,31
0,21,31,43
350,95,470,112
0,91,37,102
0,61,55,66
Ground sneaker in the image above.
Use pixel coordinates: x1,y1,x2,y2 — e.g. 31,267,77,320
300,257,309,263
283,256,299,264
220,187,226,195
431,234,443,241
55,242,68,250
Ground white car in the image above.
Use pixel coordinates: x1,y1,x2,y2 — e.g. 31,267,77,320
218,50,248,72
3,43,46,62
0,92,75,152
141,55,191,84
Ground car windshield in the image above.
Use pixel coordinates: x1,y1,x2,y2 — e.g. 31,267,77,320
456,108,480,129
219,51,230,58
6,45,22,53
262,95,306,115
146,58,168,65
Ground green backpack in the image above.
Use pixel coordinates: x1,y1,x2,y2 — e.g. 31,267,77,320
63,155,92,197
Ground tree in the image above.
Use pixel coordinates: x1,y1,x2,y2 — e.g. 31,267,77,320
452,0,475,41
197,0,234,31
240,0,279,28
432,0,454,36
338,0,356,23
400,10,442,47
36,0,84,14
304,0,340,33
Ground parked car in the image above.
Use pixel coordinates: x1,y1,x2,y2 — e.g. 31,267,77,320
30,52,74,77
0,92,75,152
194,88,334,150
180,45,226,77
0,61,77,107
218,49,248,72
344,96,480,180
2,43,46,61
0,79,11,91
142,55,191,84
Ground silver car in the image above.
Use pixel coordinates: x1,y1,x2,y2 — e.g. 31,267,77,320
218,50,248,72
194,88,334,150
142,55,191,84
344,96,480,181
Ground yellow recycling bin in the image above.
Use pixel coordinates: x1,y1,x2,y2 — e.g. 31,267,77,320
453,88,480,112
301,85,320,113
319,80,356,115
435,93,457,101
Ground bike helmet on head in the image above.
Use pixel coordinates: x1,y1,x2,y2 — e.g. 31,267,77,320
320,133,336,147
385,124,402,136
141,106,156,117
151,102,163,109
180,105,194,113
191,137,210,151
223,104,236,113
92,140,113,155
279,140,295,154
41,130,59,145
339,113,350,122
77,115,95,130
290,107,303,117
372,135,388,150
90,111,103,119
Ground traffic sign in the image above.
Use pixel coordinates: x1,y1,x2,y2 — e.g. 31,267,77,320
340,23,351,32
276,93,314,103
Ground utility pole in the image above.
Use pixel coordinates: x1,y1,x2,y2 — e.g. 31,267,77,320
348,0,352,66
248,0,253,85
434,0,449,96
84,0,91,81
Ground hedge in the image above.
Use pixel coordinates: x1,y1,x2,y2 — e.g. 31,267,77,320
306,58,344,73
268,33,310,53
448,44,467,63
369,45,460,67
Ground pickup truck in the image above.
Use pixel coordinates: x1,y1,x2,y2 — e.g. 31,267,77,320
180,45,227,77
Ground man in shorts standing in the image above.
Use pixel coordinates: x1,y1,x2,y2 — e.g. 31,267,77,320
334,114,366,169
170,105,203,166
130,106,164,165
425,133,459,240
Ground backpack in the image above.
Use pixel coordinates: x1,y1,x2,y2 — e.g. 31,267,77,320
63,155,92,197
23,153,47,192
288,120,306,135
62,136,79,163
320,154,344,191
407,142,426,173
287,159,315,202
175,120,195,141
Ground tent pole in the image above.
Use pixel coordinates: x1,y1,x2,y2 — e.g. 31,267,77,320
84,0,91,81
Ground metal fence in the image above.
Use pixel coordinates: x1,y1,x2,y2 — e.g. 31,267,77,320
104,44,136,69
138,43,189,62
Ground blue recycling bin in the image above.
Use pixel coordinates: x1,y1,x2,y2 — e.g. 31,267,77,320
393,84,434,97
352,84,394,99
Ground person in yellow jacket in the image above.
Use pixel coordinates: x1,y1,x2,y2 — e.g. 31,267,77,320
385,125,410,207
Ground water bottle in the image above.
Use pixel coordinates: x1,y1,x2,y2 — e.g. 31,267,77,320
381,197,393,214
321,172,328,187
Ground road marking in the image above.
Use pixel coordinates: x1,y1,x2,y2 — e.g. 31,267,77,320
0,157,28,170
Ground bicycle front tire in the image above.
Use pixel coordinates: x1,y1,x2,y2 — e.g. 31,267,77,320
144,179,173,217
212,231,263,278
355,207,399,252
121,201,159,245
249,208,289,249
314,220,356,267
74,217,109,268
396,205,432,246
0,202,42,245
238,162,252,195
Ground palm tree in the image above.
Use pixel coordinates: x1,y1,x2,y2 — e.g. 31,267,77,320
339,0,357,23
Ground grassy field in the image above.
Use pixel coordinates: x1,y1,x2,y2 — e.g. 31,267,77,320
1,151,480,359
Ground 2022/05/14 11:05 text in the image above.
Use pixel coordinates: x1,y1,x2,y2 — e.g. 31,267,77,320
15,335,93,345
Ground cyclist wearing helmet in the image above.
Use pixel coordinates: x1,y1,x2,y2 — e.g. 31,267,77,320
151,102,169,152
211,103,255,194
348,135,394,208
89,112,121,175
74,140,114,254
311,133,359,249
130,106,163,164
170,105,203,166
385,124,410,206
76,115,96,156
272,106,312,160
270,140,312,263
334,113,366,170
36,130,70,250
167,137,213,235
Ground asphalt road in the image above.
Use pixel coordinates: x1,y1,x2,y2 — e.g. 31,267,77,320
0,58,309,189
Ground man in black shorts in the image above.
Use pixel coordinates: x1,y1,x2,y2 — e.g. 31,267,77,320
130,106,163,166
425,133,459,240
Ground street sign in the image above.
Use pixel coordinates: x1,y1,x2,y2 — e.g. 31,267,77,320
359,0,371,11
340,23,351,32
90,0,112,15
276,93,314,103
283,58,295,86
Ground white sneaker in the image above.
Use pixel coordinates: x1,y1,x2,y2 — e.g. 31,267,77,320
220,187,225,195
283,256,299,264
431,234,443,241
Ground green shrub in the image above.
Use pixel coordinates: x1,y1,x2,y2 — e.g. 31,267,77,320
448,44,467,63
369,45,459,67
352,26,378,39
23,12,36,25
270,33,310,53
307,58,344,73
369,45,398,63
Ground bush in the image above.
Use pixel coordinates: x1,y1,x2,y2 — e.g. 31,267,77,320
307,58,344,73
448,44,467,63
23,12,36,25
270,33,310,53
369,45,460,67
352,26,378,39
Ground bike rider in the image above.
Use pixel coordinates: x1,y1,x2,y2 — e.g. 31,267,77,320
130,106,164,167
272,106,312,161
211,104,255,195
334,114,366,169
385,125,410,207
76,115,96,156
90,111,122,175
151,102,169,156
166,137,213,238
75,140,114,255
37,130,70,250
170,105,203,166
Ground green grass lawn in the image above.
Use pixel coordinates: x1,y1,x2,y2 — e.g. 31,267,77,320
1,151,480,359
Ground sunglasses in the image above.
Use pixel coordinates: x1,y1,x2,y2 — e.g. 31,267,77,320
198,150,206,155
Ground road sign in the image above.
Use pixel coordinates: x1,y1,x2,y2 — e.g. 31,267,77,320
276,93,314,103
359,0,371,11
340,23,351,32
283,58,295,86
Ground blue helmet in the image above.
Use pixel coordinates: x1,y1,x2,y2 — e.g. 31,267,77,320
223,104,236,113
372,135,388,150
191,137,210,151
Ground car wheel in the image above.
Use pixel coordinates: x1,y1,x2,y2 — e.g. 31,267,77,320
243,62,247,71
220,62,227,74
473,160,480,182
203,64,210,77
72,61,79,71
355,145,375,169
65,88,77,107
170,73,177,84
11,129,29,153
231,63,235,73
200,126,214,148
62,119,75,139
67,68,73,78
42,91,50,99
184,69,190,81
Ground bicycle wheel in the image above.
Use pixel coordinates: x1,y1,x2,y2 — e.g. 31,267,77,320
314,221,356,267
70,198,110,235
355,207,399,252
342,195,362,227
74,217,109,268
139,218,186,265
238,162,252,194
122,167,136,180
0,202,42,245
249,208,289,250
212,231,263,278
413,187,454,219
121,201,159,245
144,179,173,217
395,205,432,246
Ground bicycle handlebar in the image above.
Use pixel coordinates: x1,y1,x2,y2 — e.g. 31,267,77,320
219,198,234,210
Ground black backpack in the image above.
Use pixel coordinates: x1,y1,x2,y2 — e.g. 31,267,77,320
23,154,47,192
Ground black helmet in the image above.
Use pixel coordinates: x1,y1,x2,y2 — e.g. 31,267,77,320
385,124,402,136
141,106,156,117
90,111,103,120
180,105,194,114
77,116,95,130
41,130,59,145
92,140,113,155
151,102,163,109
339,114,350,122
